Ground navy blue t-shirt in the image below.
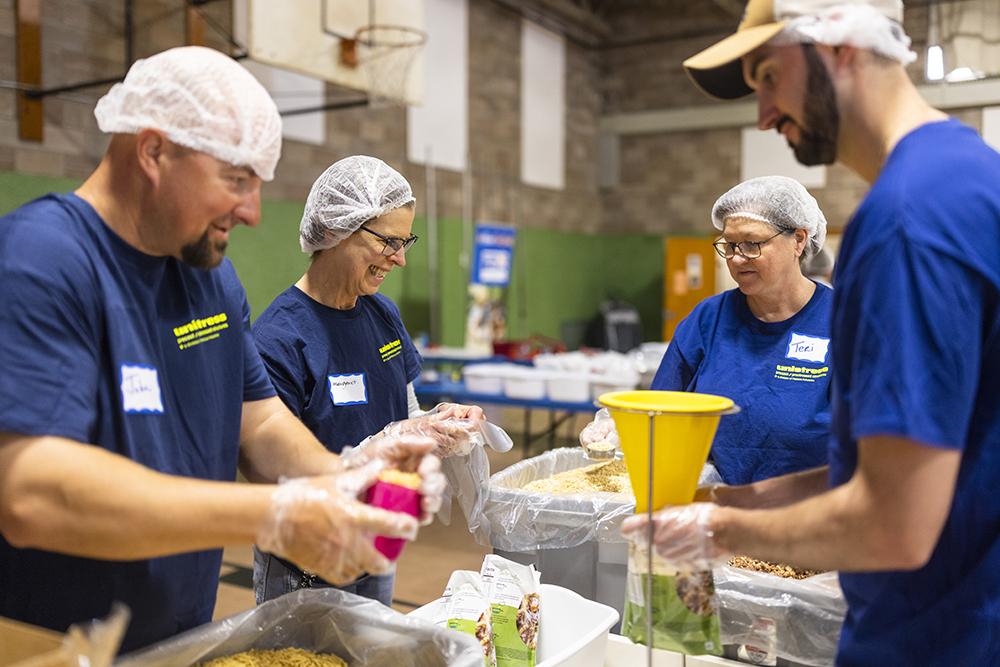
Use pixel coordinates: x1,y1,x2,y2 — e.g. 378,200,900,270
0,194,275,651
828,119,1000,665
252,287,421,452
652,285,832,485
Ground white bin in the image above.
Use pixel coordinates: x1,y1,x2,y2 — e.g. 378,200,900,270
589,371,640,400
545,371,591,403
503,367,548,400
462,363,510,395
409,583,618,667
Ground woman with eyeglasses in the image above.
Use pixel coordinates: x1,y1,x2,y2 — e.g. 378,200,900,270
651,175,833,486
251,156,481,606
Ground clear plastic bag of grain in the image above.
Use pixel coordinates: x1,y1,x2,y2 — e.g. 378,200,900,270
713,564,846,666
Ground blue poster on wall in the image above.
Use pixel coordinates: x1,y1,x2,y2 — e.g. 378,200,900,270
470,224,516,287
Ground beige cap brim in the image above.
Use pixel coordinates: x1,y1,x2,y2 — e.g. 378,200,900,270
683,22,787,100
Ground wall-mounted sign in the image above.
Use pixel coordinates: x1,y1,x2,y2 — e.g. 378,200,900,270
470,223,516,287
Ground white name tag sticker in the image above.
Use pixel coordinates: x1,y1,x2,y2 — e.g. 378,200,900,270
120,364,164,413
786,333,830,364
328,373,368,406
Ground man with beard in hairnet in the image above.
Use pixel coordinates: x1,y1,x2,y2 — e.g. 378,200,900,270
0,46,445,651
622,1,1000,664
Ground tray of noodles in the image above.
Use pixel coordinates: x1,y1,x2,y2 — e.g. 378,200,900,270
116,588,483,667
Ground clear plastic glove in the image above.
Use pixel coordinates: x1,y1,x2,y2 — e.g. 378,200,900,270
371,404,492,458
340,433,446,524
579,408,620,459
620,502,732,572
256,469,419,585
430,402,485,422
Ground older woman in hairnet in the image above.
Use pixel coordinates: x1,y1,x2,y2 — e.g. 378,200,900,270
252,155,484,606
651,175,832,485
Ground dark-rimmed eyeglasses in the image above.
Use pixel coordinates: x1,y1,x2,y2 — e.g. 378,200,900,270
360,226,419,256
713,229,790,259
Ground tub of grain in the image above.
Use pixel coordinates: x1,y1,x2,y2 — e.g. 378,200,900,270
116,588,483,667
479,448,636,628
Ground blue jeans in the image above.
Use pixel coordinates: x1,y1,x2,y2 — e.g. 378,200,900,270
252,547,395,606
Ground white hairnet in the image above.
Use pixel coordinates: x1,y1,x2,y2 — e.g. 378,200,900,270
94,46,282,181
299,156,415,253
770,2,916,65
712,176,828,258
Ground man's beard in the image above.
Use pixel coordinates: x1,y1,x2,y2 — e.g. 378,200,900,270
180,229,226,269
788,43,840,166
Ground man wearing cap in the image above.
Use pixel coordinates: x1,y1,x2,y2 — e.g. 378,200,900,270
0,46,446,651
622,1,1000,663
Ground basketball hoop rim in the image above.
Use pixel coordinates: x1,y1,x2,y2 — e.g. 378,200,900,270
352,24,428,49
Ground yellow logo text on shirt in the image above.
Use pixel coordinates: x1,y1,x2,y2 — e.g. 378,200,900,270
380,338,402,362
173,312,229,351
774,364,828,383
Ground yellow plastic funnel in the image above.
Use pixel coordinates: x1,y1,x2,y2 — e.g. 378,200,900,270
598,390,736,513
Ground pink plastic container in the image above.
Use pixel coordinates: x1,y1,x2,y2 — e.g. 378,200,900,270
365,480,422,560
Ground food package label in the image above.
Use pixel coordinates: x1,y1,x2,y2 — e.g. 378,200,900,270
443,571,495,667
481,555,540,667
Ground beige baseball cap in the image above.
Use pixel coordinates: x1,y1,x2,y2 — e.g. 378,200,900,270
683,0,904,100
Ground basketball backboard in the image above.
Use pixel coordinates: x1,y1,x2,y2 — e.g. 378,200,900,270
245,0,424,105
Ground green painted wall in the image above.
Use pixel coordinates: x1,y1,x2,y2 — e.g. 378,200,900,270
0,172,81,213
0,171,664,345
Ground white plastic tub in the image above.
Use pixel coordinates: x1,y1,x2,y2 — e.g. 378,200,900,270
545,371,591,403
535,583,618,666
462,363,510,394
589,371,640,400
409,583,619,667
503,367,548,400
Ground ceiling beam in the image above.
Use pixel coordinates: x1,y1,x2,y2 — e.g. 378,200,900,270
491,0,611,48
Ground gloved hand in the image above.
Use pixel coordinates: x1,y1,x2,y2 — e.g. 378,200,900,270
372,404,490,458
620,502,731,572
340,434,446,524
429,402,485,422
256,470,419,585
579,408,620,456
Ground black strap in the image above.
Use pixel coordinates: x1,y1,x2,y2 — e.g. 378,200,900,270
271,554,368,588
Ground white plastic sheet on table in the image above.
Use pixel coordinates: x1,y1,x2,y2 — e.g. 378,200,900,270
115,588,484,667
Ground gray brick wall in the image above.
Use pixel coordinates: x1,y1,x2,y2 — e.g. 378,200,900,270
596,2,954,235
0,0,989,238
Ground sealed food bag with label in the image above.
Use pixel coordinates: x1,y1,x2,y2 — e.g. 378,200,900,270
415,570,494,666
622,543,722,656
480,555,540,667
442,571,495,667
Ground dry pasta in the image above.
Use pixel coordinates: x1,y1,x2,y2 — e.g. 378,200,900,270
199,648,347,667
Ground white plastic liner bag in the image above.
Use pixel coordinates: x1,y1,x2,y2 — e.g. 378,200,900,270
479,448,635,551
116,588,484,667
